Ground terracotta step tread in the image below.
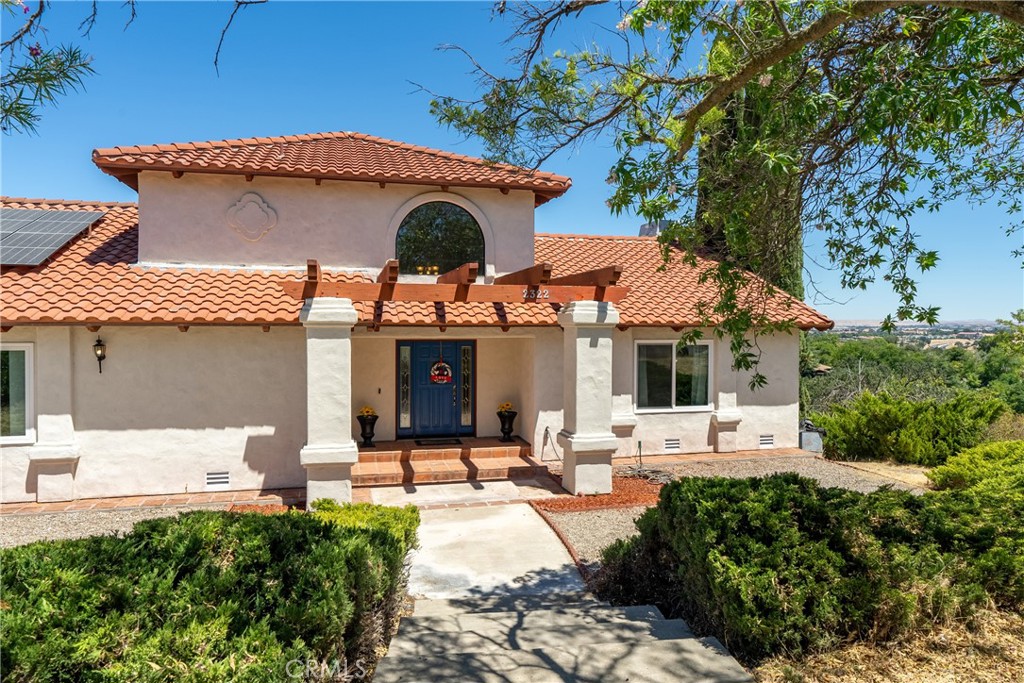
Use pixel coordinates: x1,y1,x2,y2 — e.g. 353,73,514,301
359,446,532,463
353,455,545,474
352,455,548,487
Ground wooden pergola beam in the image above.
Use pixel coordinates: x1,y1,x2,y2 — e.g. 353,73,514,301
493,262,552,286
547,265,622,287
436,262,479,285
302,259,323,298
285,258,629,304
282,281,629,304
376,259,399,284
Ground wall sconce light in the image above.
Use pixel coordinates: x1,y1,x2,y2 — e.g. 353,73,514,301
93,337,107,373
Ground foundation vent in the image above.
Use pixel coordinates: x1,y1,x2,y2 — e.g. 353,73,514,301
759,434,775,449
206,471,230,490
664,438,682,453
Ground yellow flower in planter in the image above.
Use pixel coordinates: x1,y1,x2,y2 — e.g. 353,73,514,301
497,402,514,413
358,406,377,417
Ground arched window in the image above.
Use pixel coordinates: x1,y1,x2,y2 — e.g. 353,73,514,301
395,201,485,276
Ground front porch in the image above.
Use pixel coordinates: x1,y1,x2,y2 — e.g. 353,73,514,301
352,436,548,487
297,286,624,505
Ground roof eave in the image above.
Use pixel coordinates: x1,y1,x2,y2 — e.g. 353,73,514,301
91,157,572,202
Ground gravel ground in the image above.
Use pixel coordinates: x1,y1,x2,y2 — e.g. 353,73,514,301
656,455,925,494
0,504,229,549
545,506,648,569
545,455,924,572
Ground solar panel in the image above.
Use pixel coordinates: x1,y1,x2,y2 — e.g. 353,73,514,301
0,208,47,236
0,208,106,266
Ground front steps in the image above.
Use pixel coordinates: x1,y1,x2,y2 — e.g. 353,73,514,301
353,437,548,487
374,597,753,682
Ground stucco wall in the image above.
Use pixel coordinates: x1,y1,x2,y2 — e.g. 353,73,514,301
734,331,801,449
351,337,397,441
607,328,801,455
0,324,799,502
348,330,532,442
1,326,307,502
137,172,536,275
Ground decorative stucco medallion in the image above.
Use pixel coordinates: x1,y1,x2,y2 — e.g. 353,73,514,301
226,192,278,242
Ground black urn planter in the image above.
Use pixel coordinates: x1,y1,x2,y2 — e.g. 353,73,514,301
357,414,379,447
497,410,518,442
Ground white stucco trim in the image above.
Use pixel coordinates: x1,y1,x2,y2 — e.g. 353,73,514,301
632,338,715,414
557,301,619,494
27,446,80,463
0,342,35,446
384,191,496,278
299,297,361,506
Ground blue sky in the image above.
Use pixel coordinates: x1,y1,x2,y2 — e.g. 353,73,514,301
2,1,1021,322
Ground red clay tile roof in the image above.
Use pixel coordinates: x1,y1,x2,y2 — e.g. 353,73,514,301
92,131,571,205
0,198,832,331
536,234,833,330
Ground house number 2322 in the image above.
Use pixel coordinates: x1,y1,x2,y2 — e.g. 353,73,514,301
522,288,550,299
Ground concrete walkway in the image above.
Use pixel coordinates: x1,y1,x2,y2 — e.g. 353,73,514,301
370,477,564,510
374,503,752,683
408,504,585,600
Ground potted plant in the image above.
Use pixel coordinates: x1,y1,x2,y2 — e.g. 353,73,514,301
356,406,379,447
496,401,517,442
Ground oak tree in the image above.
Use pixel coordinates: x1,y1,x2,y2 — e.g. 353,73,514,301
431,1,1024,382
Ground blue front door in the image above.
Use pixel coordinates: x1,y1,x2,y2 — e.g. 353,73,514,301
397,341,474,438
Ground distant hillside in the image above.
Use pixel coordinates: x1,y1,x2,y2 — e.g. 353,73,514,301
834,319,999,328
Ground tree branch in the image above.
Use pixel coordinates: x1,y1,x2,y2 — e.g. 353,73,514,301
214,0,267,75
503,0,608,75
934,0,1024,26
1,0,44,52
676,1,905,159
768,0,793,38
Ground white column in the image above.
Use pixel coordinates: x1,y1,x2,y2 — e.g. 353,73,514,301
299,297,360,507
31,327,79,502
556,301,619,494
712,338,743,452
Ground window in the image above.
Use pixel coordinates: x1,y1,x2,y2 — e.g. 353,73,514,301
460,345,473,427
635,341,712,411
399,345,411,430
395,201,485,275
1,344,34,444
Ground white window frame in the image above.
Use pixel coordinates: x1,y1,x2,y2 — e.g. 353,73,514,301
633,339,714,414
0,342,35,445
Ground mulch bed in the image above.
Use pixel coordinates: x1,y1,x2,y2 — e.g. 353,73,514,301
754,609,1024,683
531,475,663,512
228,503,290,514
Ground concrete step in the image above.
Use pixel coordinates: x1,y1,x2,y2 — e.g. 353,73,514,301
404,603,670,633
352,455,548,487
374,638,753,683
699,635,732,657
393,603,690,655
390,618,693,656
411,594,604,617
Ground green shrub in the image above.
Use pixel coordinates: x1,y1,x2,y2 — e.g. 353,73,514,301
811,390,1006,465
928,441,1024,490
312,498,419,551
594,473,1024,663
0,506,419,683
